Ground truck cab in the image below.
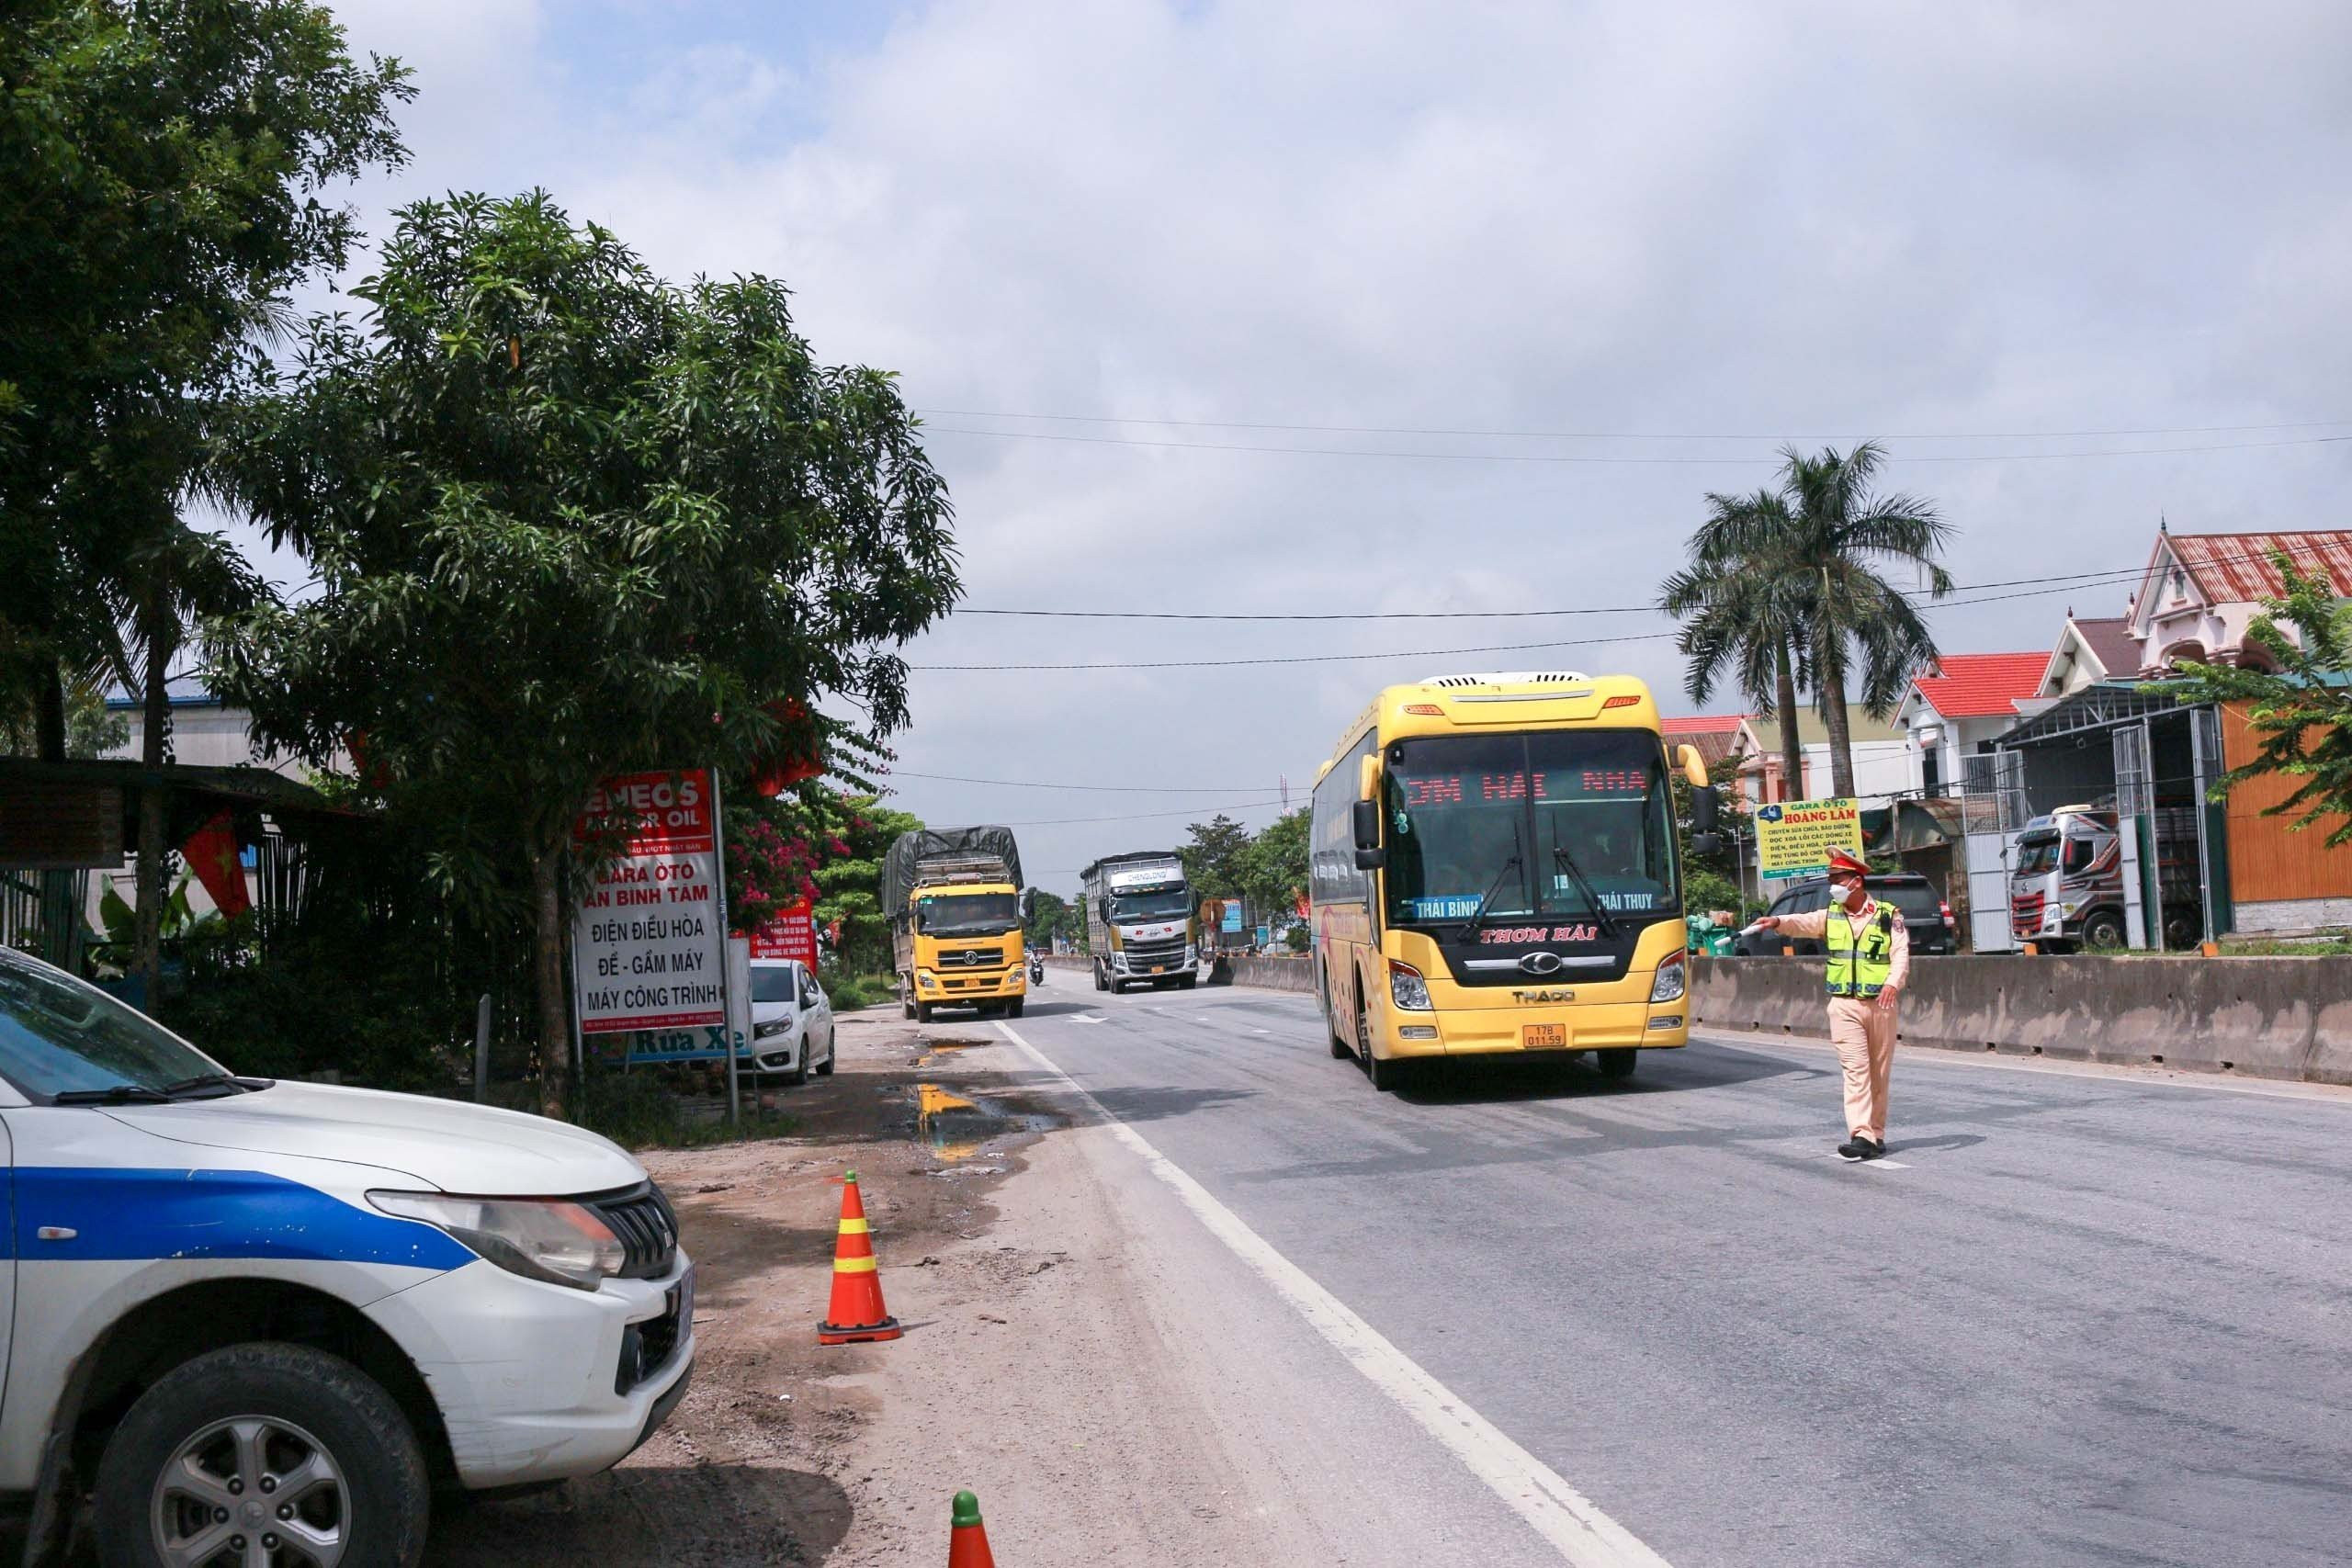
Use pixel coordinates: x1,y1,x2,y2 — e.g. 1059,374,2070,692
1080,852,1198,994
2009,804,2204,952
898,869,1030,1021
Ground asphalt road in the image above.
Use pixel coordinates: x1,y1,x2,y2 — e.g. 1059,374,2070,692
999,977,2352,1568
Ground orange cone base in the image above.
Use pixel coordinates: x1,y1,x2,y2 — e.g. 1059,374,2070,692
819,1314,902,1345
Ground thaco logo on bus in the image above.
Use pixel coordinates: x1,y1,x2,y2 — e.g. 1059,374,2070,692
1478,925,1601,944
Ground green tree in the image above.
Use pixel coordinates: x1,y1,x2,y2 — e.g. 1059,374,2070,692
0,667,126,758
808,796,925,980
1024,887,1079,950
1659,488,1810,801
1662,444,1951,799
1180,813,1252,899
210,192,959,1118
1237,807,1309,918
2164,555,2352,845
0,0,410,758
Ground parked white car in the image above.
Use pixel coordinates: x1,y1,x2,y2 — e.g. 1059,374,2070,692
748,958,836,1084
0,947,694,1567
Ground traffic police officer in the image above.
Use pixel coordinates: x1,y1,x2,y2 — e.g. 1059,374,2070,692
1755,846,1909,1160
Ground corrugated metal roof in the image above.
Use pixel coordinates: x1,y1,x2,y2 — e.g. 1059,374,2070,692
1909,652,2049,717
2166,530,2352,605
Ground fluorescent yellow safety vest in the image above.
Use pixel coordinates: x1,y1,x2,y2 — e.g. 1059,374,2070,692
1824,900,1895,998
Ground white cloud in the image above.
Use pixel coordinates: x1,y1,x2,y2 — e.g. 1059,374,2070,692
294,0,2352,886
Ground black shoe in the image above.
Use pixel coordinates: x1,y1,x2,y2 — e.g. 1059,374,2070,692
1838,1134,1873,1162
1865,1137,1888,1158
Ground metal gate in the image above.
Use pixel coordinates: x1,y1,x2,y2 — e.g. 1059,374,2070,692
2112,724,2153,949
1959,752,2023,953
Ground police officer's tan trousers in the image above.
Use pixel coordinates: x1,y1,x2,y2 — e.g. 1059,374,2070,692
1827,996,1896,1141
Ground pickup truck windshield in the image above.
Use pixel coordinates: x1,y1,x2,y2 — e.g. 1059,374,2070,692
0,950,229,1100
917,892,1020,937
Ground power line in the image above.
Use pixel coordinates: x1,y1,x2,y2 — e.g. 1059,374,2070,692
888,768,1276,794
995,798,1287,826
924,424,2352,465
918,408,2352,443
956,560,2181,623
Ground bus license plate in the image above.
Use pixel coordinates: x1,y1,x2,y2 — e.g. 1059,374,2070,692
1522,1023,1568,1049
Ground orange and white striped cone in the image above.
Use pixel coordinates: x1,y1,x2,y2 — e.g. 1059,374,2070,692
947,1490,997,1568
818,1169,901,1345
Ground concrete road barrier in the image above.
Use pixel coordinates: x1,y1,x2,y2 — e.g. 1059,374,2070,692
1179,945,2352,1087
1689,953,2352,1087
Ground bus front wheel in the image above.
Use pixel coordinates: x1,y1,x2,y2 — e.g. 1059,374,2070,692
1359,1002,1400,1092
1597,1047,1637,1080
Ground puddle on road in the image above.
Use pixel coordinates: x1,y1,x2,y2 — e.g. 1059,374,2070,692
912,1082,1055,1161
915,1037,991,1068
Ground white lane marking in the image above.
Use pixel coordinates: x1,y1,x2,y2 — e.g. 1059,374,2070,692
1832,1155,1911,1170
1072,1014,1107,1025
997,1020,1674,1568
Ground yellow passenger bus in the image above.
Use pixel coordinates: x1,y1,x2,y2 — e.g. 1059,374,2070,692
1308,671,1721,1089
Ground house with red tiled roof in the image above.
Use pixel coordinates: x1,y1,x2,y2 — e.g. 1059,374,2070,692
1895,652,2048,798
1659,713,1747,771
2127,526,2352,675
2037,613,2142,698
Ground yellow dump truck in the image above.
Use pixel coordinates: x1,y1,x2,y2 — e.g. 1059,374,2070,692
884,827,1033,1021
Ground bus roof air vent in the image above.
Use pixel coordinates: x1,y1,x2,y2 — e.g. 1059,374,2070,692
1421,671,1592,688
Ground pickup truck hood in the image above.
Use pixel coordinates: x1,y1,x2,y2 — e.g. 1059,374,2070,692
105,1081,647,1196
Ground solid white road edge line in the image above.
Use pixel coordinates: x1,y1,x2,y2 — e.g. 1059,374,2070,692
994,1019,1676,1568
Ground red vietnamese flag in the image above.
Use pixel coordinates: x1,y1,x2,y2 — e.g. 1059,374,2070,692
182,812,251,919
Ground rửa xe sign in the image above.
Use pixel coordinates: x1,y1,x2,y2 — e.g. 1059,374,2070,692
573,769,728,1033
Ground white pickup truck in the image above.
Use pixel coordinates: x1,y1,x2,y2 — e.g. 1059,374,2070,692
0,946,695,1567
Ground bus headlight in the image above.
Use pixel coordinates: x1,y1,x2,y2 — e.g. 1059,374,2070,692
1388,959,1432,1010
1649,950,1687,1004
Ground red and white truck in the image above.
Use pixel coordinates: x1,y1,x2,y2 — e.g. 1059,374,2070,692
2008,804,2203,952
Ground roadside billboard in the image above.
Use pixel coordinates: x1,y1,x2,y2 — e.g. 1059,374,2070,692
1754,796,1864,881
750,898,819,965
572,769,729,1033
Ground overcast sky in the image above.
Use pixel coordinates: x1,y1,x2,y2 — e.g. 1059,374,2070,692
273,0,2352,896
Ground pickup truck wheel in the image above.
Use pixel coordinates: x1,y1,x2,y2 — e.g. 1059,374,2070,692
95,1341,428,1568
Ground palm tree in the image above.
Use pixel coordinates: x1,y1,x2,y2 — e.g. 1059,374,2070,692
1663,444,1952,800
1659,488,1813,800
92,514,271,997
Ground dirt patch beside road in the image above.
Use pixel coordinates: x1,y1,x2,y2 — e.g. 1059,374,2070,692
433,1009,1080,1565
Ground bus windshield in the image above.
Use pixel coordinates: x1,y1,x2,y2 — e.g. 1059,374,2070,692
1381,730,1679,929
1110,887,1192,922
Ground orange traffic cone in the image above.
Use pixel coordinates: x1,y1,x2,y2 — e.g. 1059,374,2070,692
818,1169,901,1345
948,1490,996,1568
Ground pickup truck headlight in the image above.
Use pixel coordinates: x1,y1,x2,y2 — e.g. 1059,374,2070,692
1649,950,1687,1004
368,1192,626,1291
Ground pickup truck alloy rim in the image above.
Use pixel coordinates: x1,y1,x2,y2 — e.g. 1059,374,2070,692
152,1415,347,1567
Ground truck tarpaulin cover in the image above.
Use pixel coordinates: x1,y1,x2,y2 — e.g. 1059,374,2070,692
881,826,1023,917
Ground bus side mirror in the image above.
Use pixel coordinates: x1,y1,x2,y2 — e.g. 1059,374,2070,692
1691,832,1724,857
1691,784,1720,835
1351,798,1380,852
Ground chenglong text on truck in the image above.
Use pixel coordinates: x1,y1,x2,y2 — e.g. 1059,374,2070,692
1081,851,1198,993
883,827,1034,1021
1310,671,1720,1091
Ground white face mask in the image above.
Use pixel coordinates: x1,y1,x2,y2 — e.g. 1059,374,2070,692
1833,878,1866,909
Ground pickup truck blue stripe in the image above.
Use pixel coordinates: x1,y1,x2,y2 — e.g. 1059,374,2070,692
13,1168,475,1271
